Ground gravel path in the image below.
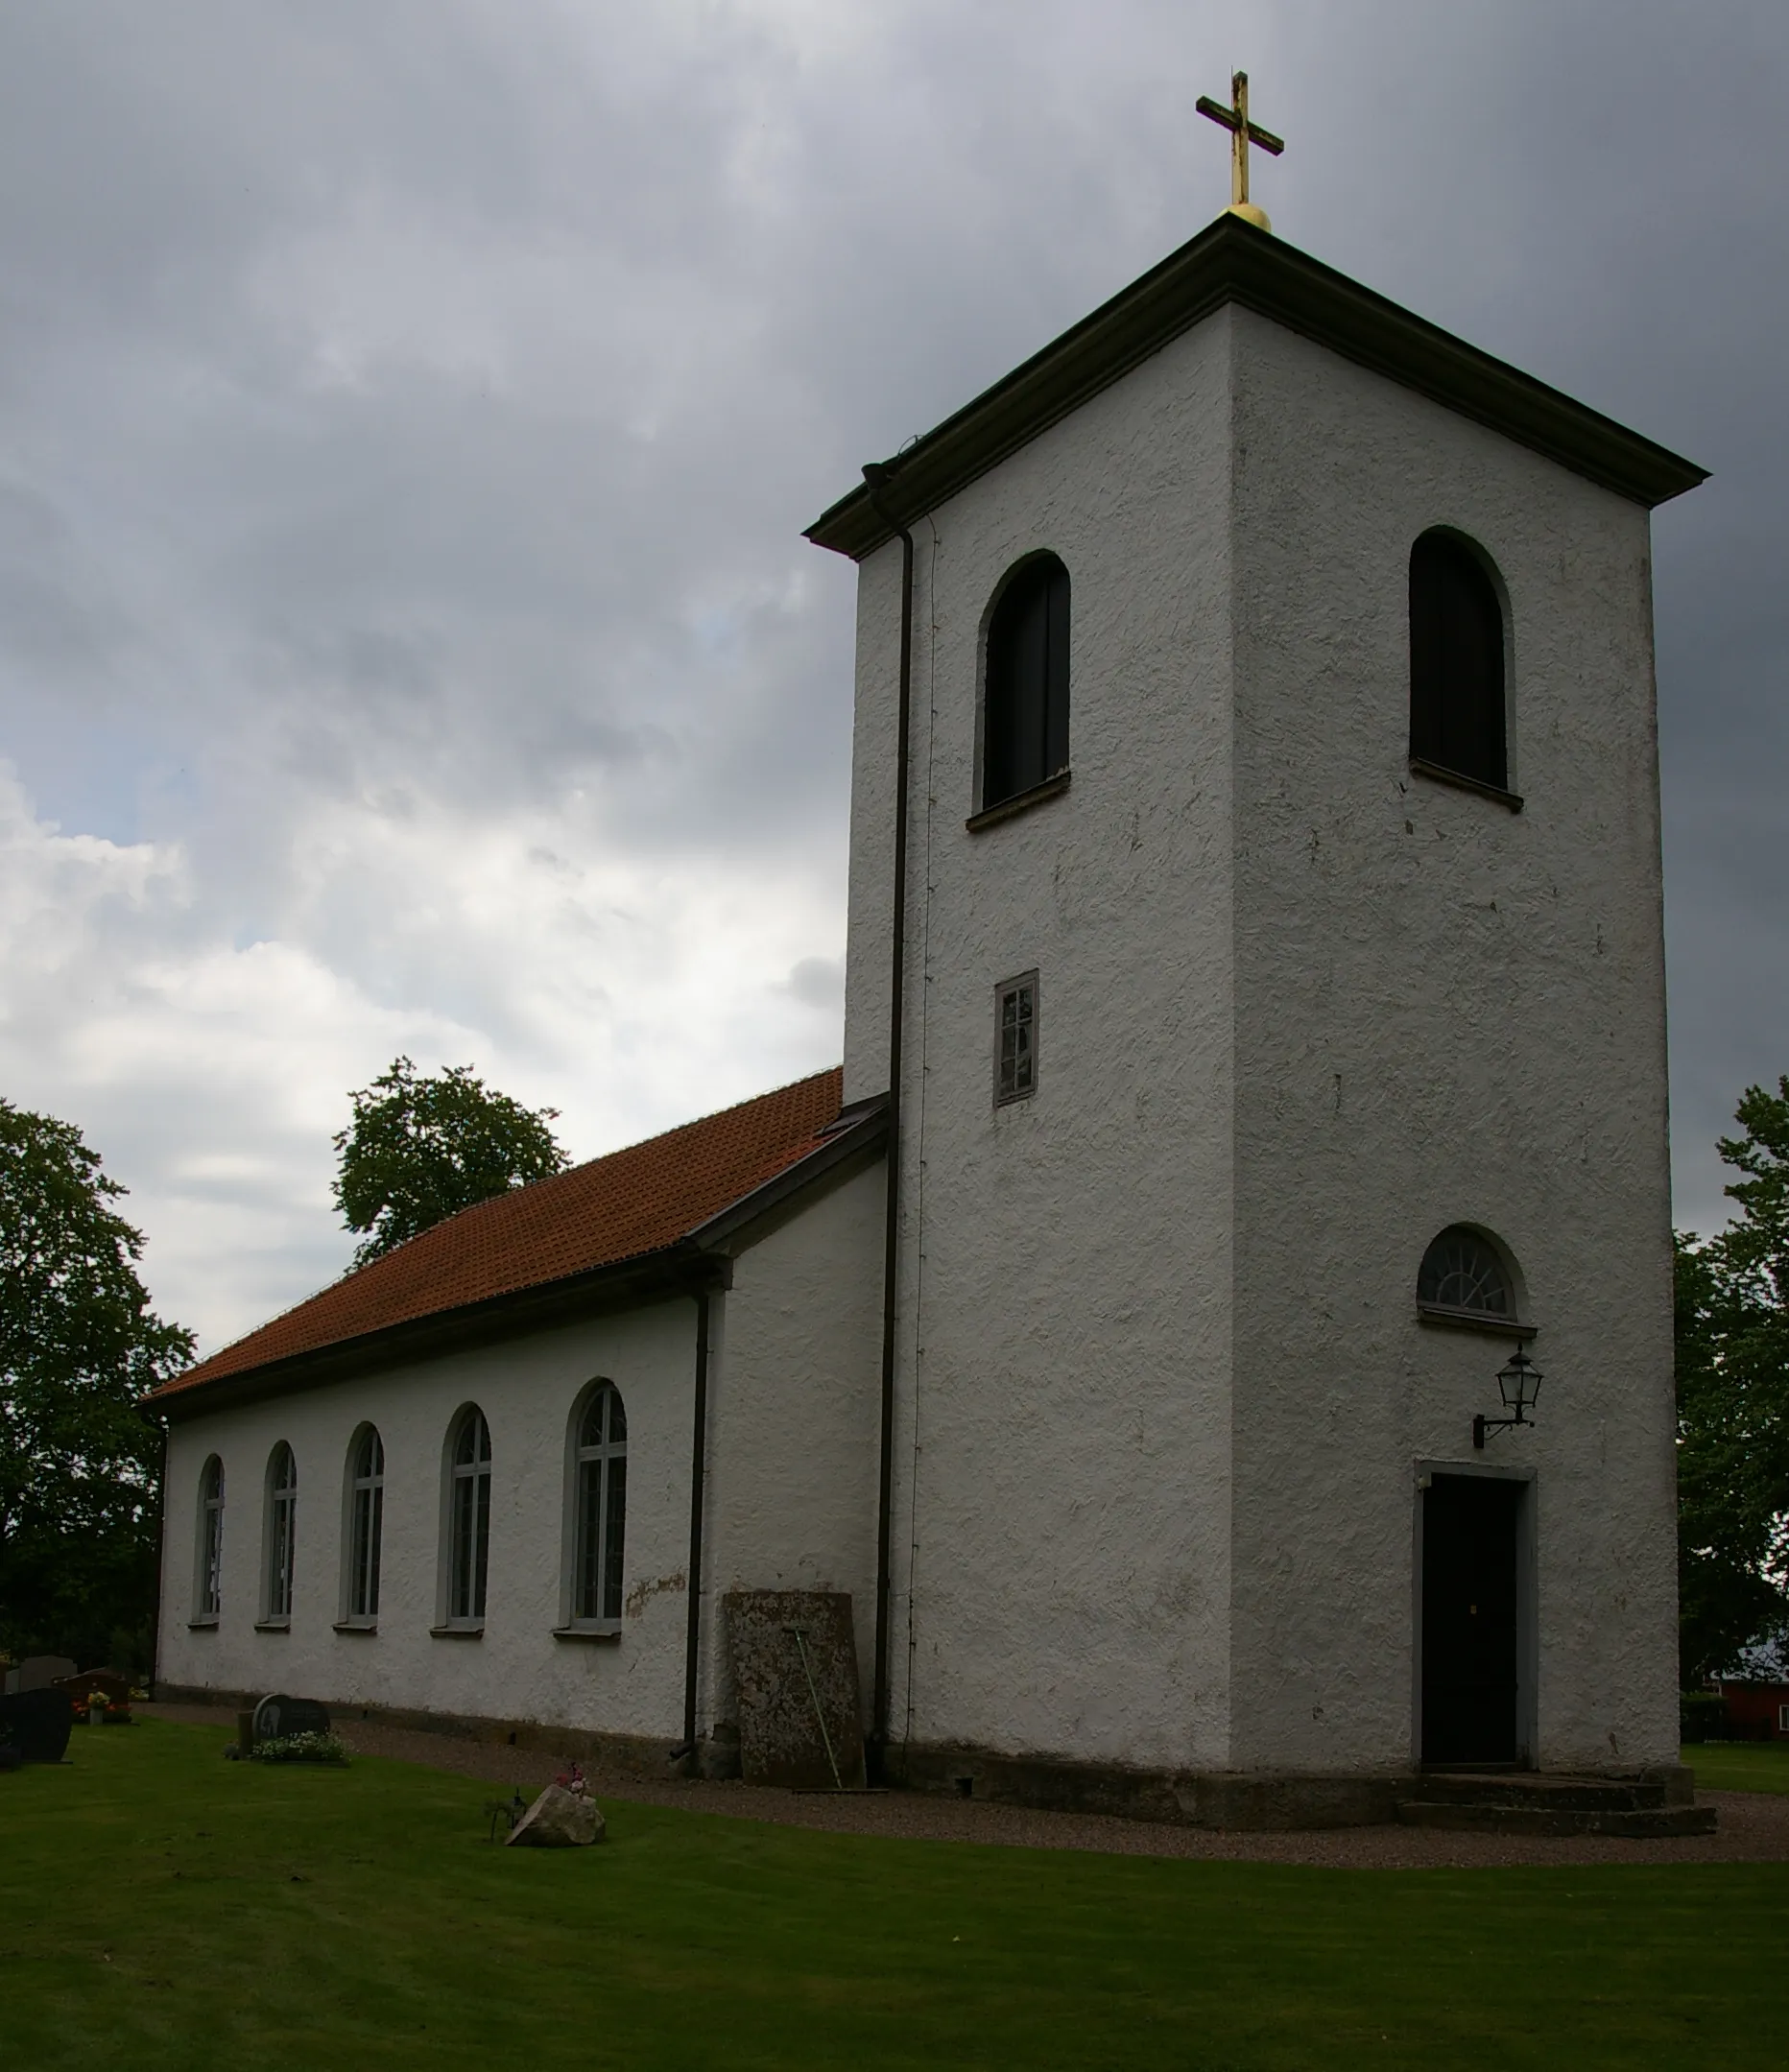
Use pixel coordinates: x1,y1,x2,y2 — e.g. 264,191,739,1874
140,1703,1789,1869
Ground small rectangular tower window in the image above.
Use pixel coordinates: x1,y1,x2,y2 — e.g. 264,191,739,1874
994,972,1039,1107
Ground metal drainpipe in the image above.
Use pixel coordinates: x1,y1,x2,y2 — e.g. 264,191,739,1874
860,461,915,1784
679,1284,712,1761
150,1417,169,1697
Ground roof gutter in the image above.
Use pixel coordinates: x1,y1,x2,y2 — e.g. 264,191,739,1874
860,460,915,1783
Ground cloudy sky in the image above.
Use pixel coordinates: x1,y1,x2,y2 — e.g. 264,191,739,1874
1,1,1783,1352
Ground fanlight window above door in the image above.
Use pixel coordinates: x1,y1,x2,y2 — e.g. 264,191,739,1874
1417,1227,1515,1320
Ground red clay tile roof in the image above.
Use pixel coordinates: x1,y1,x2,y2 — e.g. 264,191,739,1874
150,1067,847,1402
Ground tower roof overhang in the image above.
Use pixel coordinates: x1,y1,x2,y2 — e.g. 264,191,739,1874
804,213,1706,561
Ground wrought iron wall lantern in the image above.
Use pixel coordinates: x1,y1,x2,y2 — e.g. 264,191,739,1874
1472,1347,1542,1450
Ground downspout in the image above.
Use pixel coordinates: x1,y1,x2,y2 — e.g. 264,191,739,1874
678,1285,712,1762
150,1417,169,1698
860,461,915,1783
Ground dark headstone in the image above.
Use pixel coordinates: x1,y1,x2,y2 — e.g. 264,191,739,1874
15,1656,78,1693
0,1687,74,1763
52,1671,131,1713
251,1693,331,1743
723,1590,865,1790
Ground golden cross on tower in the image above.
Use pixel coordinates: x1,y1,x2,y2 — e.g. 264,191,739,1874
1196,70,1284,232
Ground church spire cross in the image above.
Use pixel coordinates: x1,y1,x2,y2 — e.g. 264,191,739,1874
1196,70,1284,232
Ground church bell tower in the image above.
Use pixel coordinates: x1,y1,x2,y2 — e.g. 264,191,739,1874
805,131,1705,1801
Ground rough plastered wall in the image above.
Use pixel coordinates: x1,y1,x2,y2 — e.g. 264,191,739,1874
157,1299,700,1741
842,312,1239,1774
1225,308,1679,1774
698,1160,884,1734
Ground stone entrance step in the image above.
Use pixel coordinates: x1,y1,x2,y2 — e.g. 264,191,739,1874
1396,1769,1716,1837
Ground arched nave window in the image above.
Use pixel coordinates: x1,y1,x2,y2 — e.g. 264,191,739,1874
194,1456,225,1621
344,1426,385,1624
570,1382,628,1627
1409,530,1508,793
1417,1226,1523,1328
443,1408,491,1628
262,1443,298,1625
983,554,1070,811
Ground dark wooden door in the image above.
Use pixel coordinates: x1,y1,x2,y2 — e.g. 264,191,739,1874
1421,1474,1520,1767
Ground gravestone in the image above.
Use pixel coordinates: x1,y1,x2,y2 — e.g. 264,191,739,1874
0,1687,75,1764
52,1670,131,1714
251,1694,331,1743
723,1590,865,1790
14,1656,78,1693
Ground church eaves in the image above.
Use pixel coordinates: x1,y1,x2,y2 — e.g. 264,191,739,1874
147,1067,877,1417
804,213,1706,561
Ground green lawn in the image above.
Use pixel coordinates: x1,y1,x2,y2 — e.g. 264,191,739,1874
1683,1740,1789,1794
2,1721,1783,2072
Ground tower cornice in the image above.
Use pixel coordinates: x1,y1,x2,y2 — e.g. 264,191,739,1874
804,214,1706,560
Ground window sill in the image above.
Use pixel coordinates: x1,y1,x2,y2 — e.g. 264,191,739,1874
966,769,1070,833
187,1614,219,1631
1417,1302,1537,1341
429,1624,484,1639
552,1626,622,1645
252,1618,290,1633
333,1620,378,1635
1409,757,1523,813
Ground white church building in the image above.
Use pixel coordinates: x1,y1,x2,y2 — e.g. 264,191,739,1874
152,208,1706,1824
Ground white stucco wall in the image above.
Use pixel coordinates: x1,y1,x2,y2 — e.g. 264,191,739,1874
843,313,1240,1774
1225,309,1678,1773
699,1159,885,1730
158,1301,701,1739
157,1165,888,1751
838,292,1679,1780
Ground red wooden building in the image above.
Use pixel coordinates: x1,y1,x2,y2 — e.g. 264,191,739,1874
1714,1679,1789,1740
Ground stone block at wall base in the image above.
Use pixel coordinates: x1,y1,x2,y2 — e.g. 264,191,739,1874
895,1742,1410,1829
154,1682,677,1777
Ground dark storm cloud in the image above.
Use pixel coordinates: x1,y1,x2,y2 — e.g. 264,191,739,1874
0,0,1781,1343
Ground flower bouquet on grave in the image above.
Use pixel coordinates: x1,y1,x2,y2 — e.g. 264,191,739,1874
250,1730,349,1765
555,1759,588,1798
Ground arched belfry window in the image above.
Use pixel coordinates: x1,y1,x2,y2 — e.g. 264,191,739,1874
444,1408,491,1628
983,554,1070,811
263,1442,297,1625
345,1426,384,1624
1417,1226,1529,1334
570,1383,628,1627
1409,530,1507,792
195,1456,225,1621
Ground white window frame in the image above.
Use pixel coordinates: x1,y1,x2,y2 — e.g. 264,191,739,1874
993,970,1039,1108
259,1442,297,1630
339,1425,384,1630
561,1382,627,1634
1778,1703,1789,1735
191,1455,224,1626
438,1407,491,1633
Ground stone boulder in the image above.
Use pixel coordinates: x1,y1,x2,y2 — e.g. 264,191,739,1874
506,1782,605,1848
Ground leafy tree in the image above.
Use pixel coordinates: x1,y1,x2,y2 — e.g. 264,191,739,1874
0,1102,194,1672
1676,1077,1789,1684
333,1057,571,1267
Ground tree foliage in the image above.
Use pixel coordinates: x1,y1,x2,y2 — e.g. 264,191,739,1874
0,1101,194,1669
332,1057,571,1267
1676,1077,1789,1683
